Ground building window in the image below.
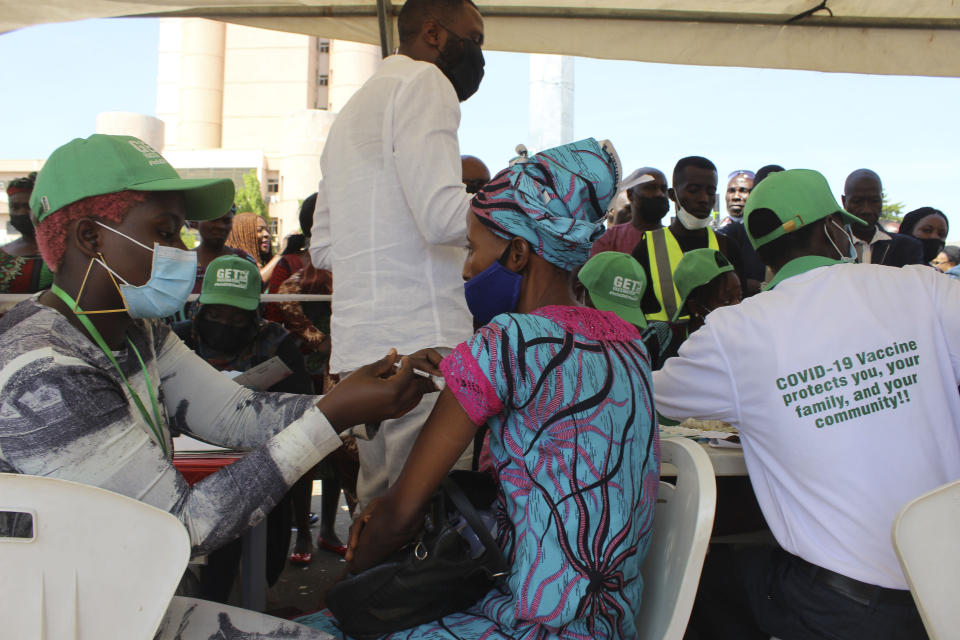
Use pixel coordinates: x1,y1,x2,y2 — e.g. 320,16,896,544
319,40,330,53
266,177,280,194
318,74,329,87
268,217,280,239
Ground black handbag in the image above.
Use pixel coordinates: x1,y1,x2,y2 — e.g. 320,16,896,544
326,470,508,639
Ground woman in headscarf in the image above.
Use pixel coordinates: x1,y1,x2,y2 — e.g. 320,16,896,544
226,211,283,284
304,139,659,639
899,207,949,265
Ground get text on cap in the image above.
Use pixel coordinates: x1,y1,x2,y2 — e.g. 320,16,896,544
30,134,235,224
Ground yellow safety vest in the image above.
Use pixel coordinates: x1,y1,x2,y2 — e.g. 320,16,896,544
645,227,719,322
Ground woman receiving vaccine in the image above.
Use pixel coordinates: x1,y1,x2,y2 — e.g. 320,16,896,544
309,139,660,639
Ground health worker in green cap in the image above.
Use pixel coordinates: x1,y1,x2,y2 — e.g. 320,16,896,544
0,134,439,571
577,250,649,330
579,251,694,371
672,248,741,333
654,168,953,639
177,255,268,360
172,254,316,600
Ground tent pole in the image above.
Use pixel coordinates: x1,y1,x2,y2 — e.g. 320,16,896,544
376,0,394,58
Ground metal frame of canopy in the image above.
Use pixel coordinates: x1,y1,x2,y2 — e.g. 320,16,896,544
2,1,960,76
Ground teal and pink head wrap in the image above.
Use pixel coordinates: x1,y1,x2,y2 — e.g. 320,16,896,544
471,138,622,271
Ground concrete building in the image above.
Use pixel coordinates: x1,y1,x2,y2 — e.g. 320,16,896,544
155,18,381,240
0,19,380,244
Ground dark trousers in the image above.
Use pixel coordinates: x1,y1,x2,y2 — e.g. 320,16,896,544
684,544,928,640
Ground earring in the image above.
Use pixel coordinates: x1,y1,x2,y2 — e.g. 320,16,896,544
71,251,129,315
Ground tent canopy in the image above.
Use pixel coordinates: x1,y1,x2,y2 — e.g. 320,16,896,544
3,1,960,77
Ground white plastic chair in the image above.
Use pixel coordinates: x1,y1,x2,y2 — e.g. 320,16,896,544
891,478,960,640
635,437,717,640
0,473,191,639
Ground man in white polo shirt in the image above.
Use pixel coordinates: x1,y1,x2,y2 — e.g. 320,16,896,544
654,169,957,639
310,0,484,506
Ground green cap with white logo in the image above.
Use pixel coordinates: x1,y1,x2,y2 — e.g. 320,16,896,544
672,248,734,322
577,251,648,329
743,168,864,249
199,255,261,311
30,134,235,224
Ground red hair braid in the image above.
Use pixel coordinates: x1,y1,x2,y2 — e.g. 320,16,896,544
35,191,148,271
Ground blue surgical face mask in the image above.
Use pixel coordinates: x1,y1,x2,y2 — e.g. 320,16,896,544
463,244,522,326
96,221,197,319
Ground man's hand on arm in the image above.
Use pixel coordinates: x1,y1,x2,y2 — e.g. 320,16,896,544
400,347,445,377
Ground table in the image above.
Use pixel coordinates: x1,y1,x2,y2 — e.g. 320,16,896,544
659,436,772,539
660,440,747,477
172,452,269,612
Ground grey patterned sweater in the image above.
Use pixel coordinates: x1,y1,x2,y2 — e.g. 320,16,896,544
0,296,342,557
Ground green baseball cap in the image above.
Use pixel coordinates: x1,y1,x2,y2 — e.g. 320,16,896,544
30,134,235,224
673,248,735,322
199,255,261,311
577,251,648,329
743,168,864,249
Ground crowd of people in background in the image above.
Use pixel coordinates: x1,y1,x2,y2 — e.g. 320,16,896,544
2,124,957,640
3,104,959,640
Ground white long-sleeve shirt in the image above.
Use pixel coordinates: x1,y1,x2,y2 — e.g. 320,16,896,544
311,54,473,373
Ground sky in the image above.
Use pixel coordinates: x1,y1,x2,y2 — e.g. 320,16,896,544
3,17,960,239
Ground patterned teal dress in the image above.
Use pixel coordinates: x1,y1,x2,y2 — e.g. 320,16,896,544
304,305,659,639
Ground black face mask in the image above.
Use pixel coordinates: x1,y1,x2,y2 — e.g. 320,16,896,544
196,318,258,355
919,237,946,264
634,196,670,224
9,215,34,238
435,30,485,102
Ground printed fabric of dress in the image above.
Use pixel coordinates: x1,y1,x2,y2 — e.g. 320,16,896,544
306,305,659,639
264,253,305,323
0,252,52,293
275,265,333,383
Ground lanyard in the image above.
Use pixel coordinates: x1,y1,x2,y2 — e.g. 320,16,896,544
51,284,169,457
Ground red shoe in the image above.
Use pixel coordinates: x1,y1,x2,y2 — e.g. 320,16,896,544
317,536,347,557
289,551,313,565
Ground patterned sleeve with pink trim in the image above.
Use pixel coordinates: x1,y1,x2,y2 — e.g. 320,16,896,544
440,325,506,426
